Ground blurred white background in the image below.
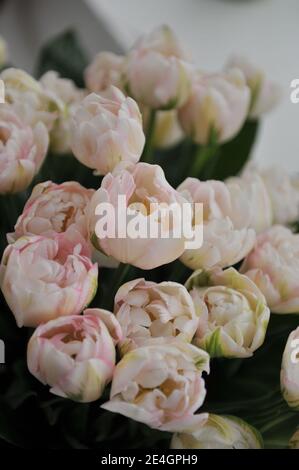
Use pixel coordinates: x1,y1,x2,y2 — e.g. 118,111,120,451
0,0,298,171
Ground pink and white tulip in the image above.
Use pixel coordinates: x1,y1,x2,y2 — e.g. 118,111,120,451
1,68,62,131
40,71,86,154
85,52,125,93
178,178,255,270
8,180,94,242
89,162,191,269
171,414,263,449
226,171,273,233
0,230,98,327
226,56,280,119
0,104,48,194
114,278,199,355
281,327,299,409
186,268,270,358
27,309,122,402
125,25,192,110
241,226,299,313
244,165,299,226
178,69,250,144
102,340,209,432
70,87,145,175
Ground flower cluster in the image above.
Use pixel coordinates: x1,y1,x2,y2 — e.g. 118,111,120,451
1,24,298,450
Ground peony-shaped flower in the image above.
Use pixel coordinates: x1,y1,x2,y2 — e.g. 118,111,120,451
114,278,199,355
178,69,250,145
171,414,263,449
226,56,280,119
0,104,48,194
185,267,270,358
70,87,145,175
85,52,125,93
178,178,256,270
1,67,63,131
244,165,299,226
40,71,86,154
281,327,299,409
0,229,98,327
89,162,192,269
27,309,122,402
102,340,209,432
241,226,299,313
125,25,192,110
226,171,273,233
8,180,94,242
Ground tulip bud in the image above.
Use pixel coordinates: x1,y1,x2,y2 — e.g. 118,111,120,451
0,104,48,194
241,226,299,313
178,69,250,145
125,25,192,110
85,52,125,93
27,309,122,402
70,87,145,175
8,180,94,242
281,327,299,409
0,229,98,327
186,267,270,358
226,56,280,119
40,71,86,154
171,414,263,449
114,278,199,354
102,340,209,431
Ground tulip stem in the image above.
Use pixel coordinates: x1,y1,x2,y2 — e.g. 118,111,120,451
189,130,218,178
104,263,132,310
142,109,157,163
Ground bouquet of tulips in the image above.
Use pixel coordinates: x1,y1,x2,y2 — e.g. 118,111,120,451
0,25,298,450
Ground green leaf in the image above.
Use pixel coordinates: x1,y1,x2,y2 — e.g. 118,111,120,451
203,119,259,180
35,29,88,87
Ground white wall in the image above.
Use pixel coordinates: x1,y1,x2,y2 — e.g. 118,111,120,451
88,0,299,172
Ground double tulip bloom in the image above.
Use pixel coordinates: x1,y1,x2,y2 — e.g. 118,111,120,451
89,162,191,269
178,69,250,145
70,87,145,175
241,226,299,313
27,309,122,402
85,52,125,94
226,56,280,119
102,340,209,432
0,105,48,194
8,180,94,242
171,414,263,449
114,278,199,355
281,327,299,410
0,229,98,327
186,267,270,358
178,178,255,270
125,25,192,110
